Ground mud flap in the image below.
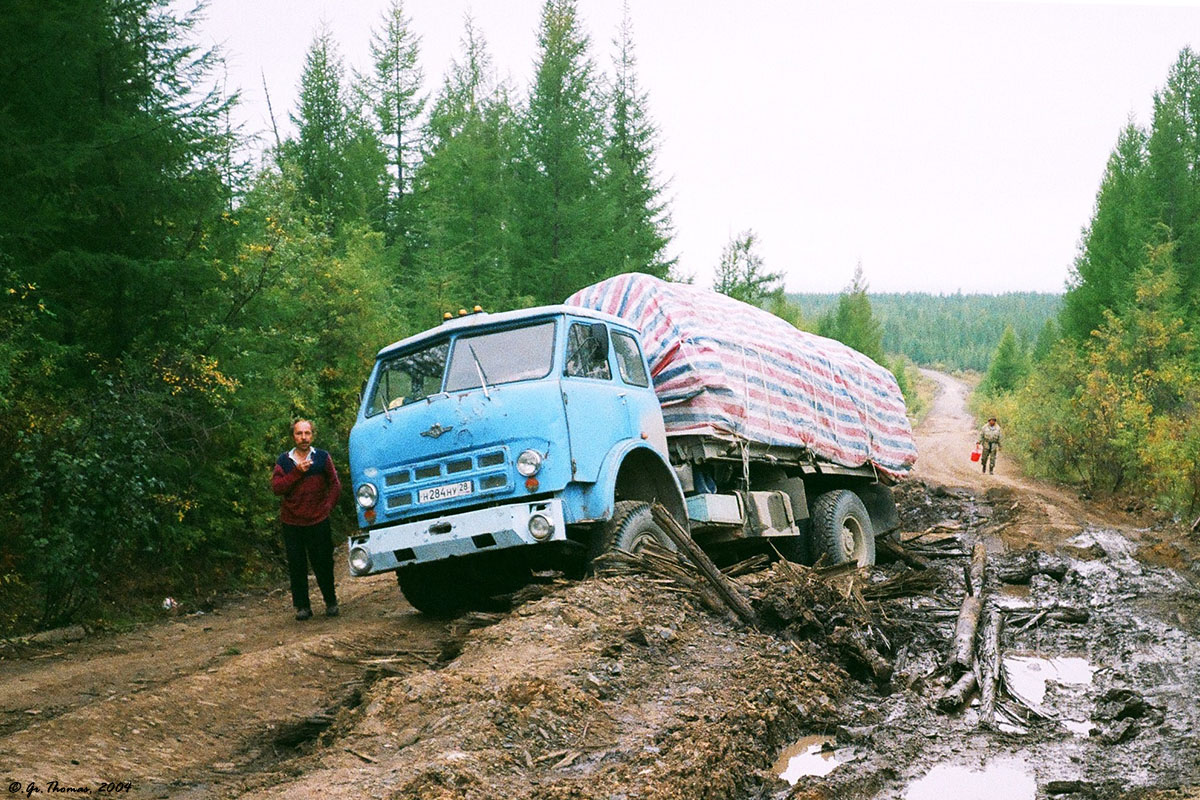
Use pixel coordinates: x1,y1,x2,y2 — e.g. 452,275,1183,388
856,483,900,536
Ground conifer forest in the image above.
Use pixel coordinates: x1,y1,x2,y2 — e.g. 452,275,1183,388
2,0,1198,632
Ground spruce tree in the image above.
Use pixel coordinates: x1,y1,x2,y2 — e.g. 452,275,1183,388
818,263,884,362
283,27,387,236
512,0,609,303
712,230,783,306
411,16,518,322
601,5,674,279
1144,47,1200,317
287,28,348,228
359,0,426,246
1031,318,1059,364
1062,123,1149,340
983,324,1027,394
0,0,234,359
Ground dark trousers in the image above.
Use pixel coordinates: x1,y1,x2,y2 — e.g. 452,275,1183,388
282,519,337,610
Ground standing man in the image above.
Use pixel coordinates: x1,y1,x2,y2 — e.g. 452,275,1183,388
978,416,1003,475
271,419,341,620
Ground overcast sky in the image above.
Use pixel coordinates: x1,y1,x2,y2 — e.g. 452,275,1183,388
194,0,1200,295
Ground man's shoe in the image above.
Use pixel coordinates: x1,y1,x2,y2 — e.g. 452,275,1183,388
325,604,339,617
295,607,313,621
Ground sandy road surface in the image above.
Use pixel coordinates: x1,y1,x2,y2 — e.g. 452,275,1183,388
914,368,1110,547
0,568,449,796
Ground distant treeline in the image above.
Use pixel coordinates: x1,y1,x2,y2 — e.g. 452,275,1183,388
787,292,1062,372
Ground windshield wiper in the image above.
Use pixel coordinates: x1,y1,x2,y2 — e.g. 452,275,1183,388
468,344,491,400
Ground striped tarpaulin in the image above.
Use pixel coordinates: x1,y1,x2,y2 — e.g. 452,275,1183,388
565,273,917,480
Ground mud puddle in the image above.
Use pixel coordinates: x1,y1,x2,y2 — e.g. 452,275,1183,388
1003,653,1094,706
904,757,1036,800
773,735,843,783
778,481,1200,799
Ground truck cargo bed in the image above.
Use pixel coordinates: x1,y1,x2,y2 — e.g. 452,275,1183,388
566,273,917,480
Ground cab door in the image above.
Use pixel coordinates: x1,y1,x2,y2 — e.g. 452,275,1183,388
610,328,668,454
561,320,630,481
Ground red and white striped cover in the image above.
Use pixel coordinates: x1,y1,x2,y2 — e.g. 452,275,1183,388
566,273,917,480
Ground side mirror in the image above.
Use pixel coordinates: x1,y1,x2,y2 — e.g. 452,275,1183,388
589,322,609,360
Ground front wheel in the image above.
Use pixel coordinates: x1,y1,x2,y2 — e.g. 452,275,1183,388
811,490,876,566
395,558,530,616
396,563,468,616
592,500,677,560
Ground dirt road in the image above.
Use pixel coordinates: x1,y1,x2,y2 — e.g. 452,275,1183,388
0,569,448,796
2,371,1198,799
915,368,1132,551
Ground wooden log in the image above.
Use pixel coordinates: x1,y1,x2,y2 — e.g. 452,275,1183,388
651,504,760,629
968,541,987,598
831,627,893,684
976,605,1003,727
1001,603,1090,629
879,536,932,570
952,595,983,670
936,669,978,711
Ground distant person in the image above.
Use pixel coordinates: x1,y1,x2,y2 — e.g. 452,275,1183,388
271,419,341,620
978,417,1003,475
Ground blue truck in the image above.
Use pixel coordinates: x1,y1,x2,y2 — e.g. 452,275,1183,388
346,290,908,615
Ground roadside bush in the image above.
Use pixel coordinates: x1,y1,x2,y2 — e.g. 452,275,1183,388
1002,264,1200,513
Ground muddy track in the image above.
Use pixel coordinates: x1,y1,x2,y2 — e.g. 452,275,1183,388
2,371,1198,799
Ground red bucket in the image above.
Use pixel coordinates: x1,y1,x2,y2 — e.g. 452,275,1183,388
970,444,981,462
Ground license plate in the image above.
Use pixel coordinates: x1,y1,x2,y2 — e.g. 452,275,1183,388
418,480,473,504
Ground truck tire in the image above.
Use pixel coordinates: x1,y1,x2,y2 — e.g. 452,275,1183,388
772,535,812,566
594,500,677,557
811,490,876,567
395,563,468,616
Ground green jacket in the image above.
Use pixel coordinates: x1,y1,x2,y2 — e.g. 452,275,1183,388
979,422,1002,447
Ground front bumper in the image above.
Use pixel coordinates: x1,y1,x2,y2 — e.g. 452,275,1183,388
348,498,568,575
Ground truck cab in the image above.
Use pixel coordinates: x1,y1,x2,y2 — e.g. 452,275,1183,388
346,306,687,613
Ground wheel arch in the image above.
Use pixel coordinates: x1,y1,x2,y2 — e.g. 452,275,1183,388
613,447,688,531
559,440,688,532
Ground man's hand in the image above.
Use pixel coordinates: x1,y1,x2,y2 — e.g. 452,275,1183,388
295,456,312,473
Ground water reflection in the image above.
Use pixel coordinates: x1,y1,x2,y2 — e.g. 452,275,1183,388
774,735,842,784
1003,655,1094,704
905,758,1036,800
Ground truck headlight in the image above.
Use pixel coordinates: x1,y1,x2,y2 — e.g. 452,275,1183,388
356,483,378,508
349,546,372,575
528,513,554,540
516,449,543,477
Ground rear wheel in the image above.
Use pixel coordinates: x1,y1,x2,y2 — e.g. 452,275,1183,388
811,490,875,566
593,500,677,560
772,534,812,566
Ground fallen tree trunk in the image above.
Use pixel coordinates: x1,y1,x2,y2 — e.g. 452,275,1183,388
948,541,987,671
1003,603,1090,630
976,605,1003,727
952,595,984,670
936,670,978,711
878,536,932,570
831,626,893,684
651,504,760,629
967,541,987,598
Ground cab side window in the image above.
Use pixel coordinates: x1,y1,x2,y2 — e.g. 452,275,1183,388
612,331,649,387
565,322,612,379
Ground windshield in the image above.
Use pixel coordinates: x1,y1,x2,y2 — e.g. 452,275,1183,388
444,321,556,392
365,340,450,416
